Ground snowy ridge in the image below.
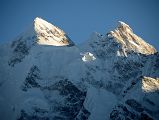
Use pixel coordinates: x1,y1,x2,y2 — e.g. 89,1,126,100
34,17,74,46
107,21,156,55
0,18,159,120
7,17,75,67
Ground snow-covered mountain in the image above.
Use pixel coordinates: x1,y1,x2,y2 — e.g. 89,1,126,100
0,18,159,120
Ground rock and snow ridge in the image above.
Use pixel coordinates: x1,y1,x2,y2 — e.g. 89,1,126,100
11,17,74,47
107,21,156,55
0,17,159,120
33,17,74,46
7,17,75,67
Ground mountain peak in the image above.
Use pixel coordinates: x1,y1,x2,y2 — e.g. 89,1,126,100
117,21,133,33
33,17,74,46
33,17,57,31
107,21,156,55
34,17,45,24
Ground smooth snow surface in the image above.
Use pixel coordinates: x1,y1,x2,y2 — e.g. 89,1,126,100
84,87,117,120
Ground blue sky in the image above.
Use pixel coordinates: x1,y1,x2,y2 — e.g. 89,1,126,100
0,0,159,49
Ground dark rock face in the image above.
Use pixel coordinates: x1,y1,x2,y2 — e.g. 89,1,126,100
45,79,88,120
9,39,29,66
75,106,90,120
65,34,75,47
8,36,36,67
110,104,138,120
19,74,89,120
109,104,153,120
154,52,159,69
113,58,143,81
149,52,159,77
17,109,49,120
140,113,153,120
125,99,144,112
89,37,120,60
21,65,41,91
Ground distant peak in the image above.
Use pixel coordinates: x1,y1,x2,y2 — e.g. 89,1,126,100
32,17,74,46
34,17,51,24
33,17,60,32
106,21,156,55
33,17,55,29
118,21,130,28
117,21,133,32
34,17,42,22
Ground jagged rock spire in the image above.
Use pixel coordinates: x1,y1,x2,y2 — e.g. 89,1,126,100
107,21,156,55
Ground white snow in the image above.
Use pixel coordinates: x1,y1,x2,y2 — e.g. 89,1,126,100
142,77,159,93
0,18,158,120
33,17,73,46
84,87,117,120
81,52,96,62
34,17,71,46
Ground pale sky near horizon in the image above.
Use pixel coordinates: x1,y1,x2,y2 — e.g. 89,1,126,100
0,0,159,49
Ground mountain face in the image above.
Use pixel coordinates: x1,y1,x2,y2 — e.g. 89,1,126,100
34,17,74,46
0,18,159,120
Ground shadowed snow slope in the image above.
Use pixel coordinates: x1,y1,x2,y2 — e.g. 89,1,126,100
0,19,159,120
